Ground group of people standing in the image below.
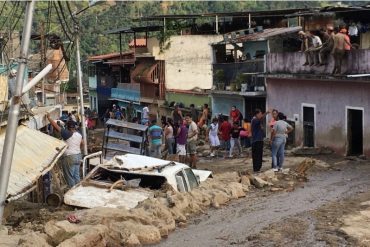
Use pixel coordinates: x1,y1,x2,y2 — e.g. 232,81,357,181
148,113,199,168
299,24,354,75
203,106,294,174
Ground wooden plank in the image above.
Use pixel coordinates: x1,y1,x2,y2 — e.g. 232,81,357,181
106,129,143,143
103,143,141,155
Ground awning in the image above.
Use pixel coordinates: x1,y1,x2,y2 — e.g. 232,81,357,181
0,126,67,201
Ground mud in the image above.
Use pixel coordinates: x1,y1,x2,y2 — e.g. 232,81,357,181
156,158,370,246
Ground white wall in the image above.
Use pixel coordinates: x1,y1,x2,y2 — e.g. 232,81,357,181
148,35,223,91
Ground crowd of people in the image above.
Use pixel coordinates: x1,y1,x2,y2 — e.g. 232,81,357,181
143,103,294,174
298,24,357,75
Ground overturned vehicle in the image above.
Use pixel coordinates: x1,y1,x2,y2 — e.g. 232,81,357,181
64,154,212,209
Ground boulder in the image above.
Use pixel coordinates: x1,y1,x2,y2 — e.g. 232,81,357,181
18,232,51,247
58,225,109,247
240,176,251,186
251,176,273,189
44,220,79,245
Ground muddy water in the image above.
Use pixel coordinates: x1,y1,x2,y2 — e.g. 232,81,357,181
157,161,370,246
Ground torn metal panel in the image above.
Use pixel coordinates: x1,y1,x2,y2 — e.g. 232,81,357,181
24,105,62,130
192,169,213,182
0,126,67,201
64,185,153,209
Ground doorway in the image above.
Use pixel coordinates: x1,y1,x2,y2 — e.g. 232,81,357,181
303,106,315,147
347,108,363,155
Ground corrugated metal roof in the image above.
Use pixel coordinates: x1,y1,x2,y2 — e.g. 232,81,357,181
129,38,147,47
88,51,134,61
215,26,302,45
0,126,67,200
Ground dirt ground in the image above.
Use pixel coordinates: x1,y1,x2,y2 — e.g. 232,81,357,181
157,156,370,247
3,129,370,246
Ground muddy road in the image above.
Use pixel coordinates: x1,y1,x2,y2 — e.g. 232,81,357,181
158,159,370,246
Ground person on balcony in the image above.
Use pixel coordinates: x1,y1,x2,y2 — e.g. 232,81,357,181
332,28,353,75
319,27,335,66
304,31,322,66
299,31,311,66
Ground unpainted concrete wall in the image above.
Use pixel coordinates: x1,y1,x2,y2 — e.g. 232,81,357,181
149,35,223,90
267,78,370,156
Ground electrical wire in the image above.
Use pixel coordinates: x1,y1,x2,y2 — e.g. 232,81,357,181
53,1,72,42
57,1,74,37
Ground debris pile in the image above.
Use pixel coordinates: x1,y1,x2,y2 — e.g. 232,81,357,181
2,159,320,246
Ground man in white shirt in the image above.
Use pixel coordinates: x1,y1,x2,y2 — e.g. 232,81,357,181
185,114,199,168
47,113,83,188
306,31,322,66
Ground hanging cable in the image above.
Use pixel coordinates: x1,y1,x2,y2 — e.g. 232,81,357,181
53,1,72,42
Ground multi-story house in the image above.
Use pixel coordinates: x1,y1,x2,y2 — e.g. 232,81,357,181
266,6,370,156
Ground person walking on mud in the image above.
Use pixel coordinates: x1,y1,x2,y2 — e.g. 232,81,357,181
251,109,269,173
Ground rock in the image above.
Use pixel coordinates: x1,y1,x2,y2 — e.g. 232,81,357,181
227,182,246,198
58,225,109,247
259,169,276,181
270,187,283,192
240,176,251,186
201,150,211,157
123,234,140,246
111,221,161,245
251,176,273,189
211,191,229,208
44,220,79,245
295,159,315,176
18,232,51,247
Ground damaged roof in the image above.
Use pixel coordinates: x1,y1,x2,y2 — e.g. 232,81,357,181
0,126,67,201
214,26,302,45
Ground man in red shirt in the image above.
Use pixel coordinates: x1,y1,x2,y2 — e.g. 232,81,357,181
229,106,242,124
219,116,232,151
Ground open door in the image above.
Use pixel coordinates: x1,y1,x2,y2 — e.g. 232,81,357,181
347,109,363,155
303,106,315,147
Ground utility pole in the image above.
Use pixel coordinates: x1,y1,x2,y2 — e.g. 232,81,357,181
75,24,88,156
0,0,35,223
40,21,46,105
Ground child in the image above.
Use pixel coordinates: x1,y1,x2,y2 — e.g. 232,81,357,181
208,117,220,157
229,121,244,158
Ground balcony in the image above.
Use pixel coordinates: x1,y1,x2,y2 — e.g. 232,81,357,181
266,50,370,77
111,83,140,102
212,59,266,94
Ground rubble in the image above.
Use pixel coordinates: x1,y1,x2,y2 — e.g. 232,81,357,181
251,176,273,188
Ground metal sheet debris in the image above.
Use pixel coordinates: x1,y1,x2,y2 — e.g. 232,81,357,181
0,126,67,201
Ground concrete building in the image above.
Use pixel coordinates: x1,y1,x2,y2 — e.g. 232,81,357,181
266,6,370,156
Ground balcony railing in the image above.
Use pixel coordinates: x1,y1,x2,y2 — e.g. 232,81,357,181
266,49,370,76
111,83,140,102
213,59,265,86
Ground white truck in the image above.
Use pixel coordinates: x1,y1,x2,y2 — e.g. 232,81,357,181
64,154,212,209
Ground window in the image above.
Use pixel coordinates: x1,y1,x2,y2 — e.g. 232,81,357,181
175,170,188,192
183,168,199,190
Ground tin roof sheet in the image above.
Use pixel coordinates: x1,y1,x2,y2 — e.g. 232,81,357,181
0,126,67,200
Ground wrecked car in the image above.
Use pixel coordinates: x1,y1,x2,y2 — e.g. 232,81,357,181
64,154,212,209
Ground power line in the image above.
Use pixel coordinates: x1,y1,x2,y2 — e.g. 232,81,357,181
53,1,72,42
